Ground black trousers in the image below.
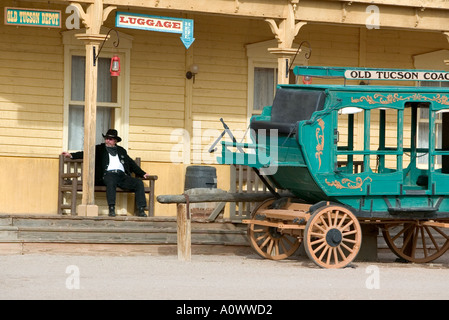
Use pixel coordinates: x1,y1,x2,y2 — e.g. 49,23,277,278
103,171,147,208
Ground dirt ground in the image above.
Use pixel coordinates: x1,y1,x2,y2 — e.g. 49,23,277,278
1,249,449,301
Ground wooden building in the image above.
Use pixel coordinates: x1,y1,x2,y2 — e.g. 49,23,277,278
1,0,449,217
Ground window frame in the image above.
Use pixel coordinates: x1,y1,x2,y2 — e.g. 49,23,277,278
62,28,132,152
68,54,121,151
251,65,278,115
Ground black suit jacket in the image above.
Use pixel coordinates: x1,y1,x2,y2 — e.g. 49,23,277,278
71,143,146,185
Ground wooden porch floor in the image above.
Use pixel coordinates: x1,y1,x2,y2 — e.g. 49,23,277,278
0,214,251,256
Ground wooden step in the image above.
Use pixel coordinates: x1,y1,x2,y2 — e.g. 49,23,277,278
0,226,18,241
0,214,249,246
0,217,13,226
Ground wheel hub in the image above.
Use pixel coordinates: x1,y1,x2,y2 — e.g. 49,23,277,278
326,228,342,247
268,226,283,239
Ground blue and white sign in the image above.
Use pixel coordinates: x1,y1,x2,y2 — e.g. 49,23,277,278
116,12,195,49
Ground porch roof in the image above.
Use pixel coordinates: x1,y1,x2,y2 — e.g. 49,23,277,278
16,0,449,33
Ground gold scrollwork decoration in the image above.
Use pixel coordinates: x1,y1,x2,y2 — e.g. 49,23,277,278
351,93,449,106
315,118,325,169
325,176,372,191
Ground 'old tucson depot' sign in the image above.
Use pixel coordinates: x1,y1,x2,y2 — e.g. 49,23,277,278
116,12,195,49
4,7,61,28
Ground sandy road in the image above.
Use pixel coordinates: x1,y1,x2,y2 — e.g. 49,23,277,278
1,250,449,301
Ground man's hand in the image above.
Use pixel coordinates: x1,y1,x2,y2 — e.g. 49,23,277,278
61,152,72,158
143,173,151,179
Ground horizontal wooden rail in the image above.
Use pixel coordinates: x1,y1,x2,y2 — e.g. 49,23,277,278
157,191,293,204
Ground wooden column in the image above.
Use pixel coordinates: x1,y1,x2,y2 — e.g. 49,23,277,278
75,35,107,216
71,1,116,216
267,48,298,85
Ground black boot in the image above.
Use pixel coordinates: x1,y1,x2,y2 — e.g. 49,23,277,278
108,205,116,217
136,207,147,217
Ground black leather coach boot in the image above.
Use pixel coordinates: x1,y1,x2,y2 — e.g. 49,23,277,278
136,207,147,217
108,205,116,217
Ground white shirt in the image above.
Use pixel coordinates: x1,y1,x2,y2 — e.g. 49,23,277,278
107,153,125,172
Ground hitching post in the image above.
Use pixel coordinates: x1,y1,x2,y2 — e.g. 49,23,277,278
177,202,191,262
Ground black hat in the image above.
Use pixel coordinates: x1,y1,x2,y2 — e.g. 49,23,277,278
102,129,122,142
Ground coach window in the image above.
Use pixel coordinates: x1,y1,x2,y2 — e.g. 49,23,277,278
337,107,400,174
337,107,364,174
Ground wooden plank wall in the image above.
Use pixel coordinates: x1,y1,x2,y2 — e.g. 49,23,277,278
0,13,63,158
127,14,269,164
128,29,186,163
0,2,65,214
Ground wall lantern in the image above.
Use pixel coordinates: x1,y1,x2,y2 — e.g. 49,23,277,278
110,55,121,76
186,64,199,83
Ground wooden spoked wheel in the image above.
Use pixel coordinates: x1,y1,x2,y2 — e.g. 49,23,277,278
247,198,302,260
304,205,362,269
382,221,449,263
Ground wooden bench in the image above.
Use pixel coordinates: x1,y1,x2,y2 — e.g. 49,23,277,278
58,154,158,216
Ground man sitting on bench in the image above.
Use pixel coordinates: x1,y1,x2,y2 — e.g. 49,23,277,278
61,129,152,217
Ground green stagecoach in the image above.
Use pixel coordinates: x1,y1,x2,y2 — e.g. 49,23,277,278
217,66,449,268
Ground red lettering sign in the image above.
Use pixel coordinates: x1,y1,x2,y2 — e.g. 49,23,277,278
117,13,184,32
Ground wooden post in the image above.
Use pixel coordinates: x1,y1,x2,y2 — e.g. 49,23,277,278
268,48,298,84
71,0,116,216
177,203,191,261
75,37,103,216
